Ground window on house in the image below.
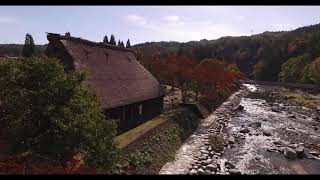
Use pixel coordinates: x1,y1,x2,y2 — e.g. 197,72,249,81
139,104,143,115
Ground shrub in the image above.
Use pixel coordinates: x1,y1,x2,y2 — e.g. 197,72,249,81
0,57,119,169
308,57,320,84
208,133,224,153
279,53,312,83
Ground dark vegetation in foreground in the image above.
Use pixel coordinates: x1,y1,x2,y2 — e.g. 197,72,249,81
0,56,220,174
0,57,118,173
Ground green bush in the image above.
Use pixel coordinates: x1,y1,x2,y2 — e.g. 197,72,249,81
307,57,320,84
128,150,153,167
279,53,311,83
0,57,118,169
208,133,224,153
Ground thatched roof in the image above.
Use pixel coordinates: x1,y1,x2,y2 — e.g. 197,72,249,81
46,33,164,109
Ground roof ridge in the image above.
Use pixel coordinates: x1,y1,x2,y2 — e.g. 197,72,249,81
46,32,134,53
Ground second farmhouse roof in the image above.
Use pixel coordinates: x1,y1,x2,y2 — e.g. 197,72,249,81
46,33,165,109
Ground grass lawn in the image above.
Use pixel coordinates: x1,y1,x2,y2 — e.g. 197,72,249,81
115,114,169,149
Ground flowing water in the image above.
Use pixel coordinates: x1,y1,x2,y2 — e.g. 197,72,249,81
222,84,320,174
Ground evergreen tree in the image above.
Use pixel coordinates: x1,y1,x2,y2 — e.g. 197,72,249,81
103,35,109,44
119,41,125,47
109,34,116,45
126,39,131,48
65,32,71,37
22,33,35,58
118,40,121,46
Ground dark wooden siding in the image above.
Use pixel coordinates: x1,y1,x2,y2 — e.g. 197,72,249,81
105,96,164,132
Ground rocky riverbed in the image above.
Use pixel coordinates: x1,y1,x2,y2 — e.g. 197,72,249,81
159,83,320,175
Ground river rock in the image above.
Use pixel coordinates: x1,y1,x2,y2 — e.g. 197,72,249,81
284,147,297,159
207,164,218,172
228,169,241,175
201,149,209,153
295,146,305,158
263,131,272,136
289,115,296,118
250,122,262,128
236,105,244,111
240,128,250,134
228,136,235,144
309,151,320,157
225,161,236,169
273,141,282,145
189,169,197,175
271,108,281,113
197,168,205,174
205,158,213,164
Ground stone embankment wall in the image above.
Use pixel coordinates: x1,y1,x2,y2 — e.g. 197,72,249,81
159,86,249,174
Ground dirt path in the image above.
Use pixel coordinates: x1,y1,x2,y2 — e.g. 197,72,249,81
159,83,320,175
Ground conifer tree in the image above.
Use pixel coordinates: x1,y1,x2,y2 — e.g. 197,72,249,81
103,35,109,44
126,39,131,48
22,33,35,58
109,34,116,45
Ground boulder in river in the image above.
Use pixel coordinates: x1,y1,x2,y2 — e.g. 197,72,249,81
228,136,235,144
295,146,305,158
225,161,236,169
289,115,296,118
271,108,281,113
236,105,244,111
189,169,197,174
197,168,205,174
284,147,297,159
228,169,241,175
263,131,272,136
207,164,218,172
240,128,250,134
249,122,262,128
309,151,320,157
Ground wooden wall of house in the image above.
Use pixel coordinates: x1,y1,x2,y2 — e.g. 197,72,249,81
105,96,164,133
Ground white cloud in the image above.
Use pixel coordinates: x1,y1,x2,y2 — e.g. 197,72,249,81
234,15,245,22
164,15,180,22
0,17,17,24
124,14,245,42
126,14,147,26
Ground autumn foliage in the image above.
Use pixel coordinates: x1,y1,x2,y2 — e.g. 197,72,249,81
136,52,246,110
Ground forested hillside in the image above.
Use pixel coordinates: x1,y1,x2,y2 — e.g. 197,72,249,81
0,44,47,57
133,23,320,83
1,23,320,84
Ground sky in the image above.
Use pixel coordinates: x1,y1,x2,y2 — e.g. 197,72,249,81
1,6,320,45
